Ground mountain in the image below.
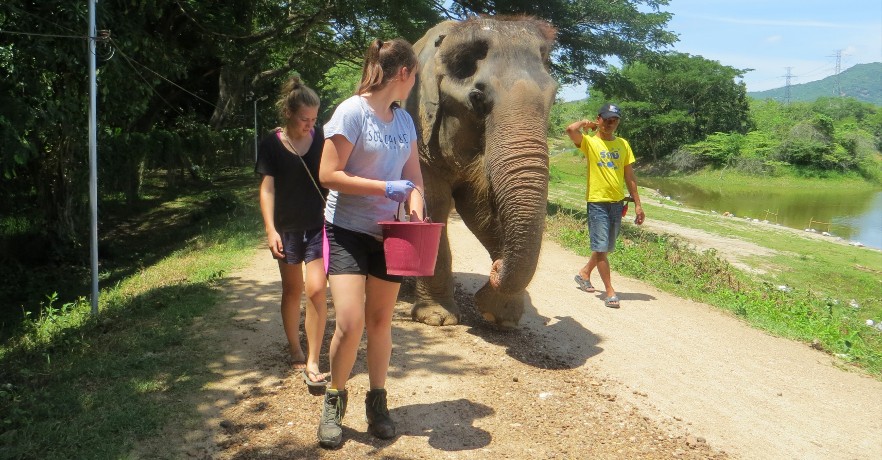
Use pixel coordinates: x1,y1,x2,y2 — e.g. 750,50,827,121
748,62,882,106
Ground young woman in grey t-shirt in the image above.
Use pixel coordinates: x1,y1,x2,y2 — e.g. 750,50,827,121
317,38,425,448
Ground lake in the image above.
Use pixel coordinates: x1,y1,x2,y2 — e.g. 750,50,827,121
641,177,882,250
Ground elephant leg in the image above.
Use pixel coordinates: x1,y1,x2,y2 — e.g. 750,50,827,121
412,172,459,326
454,187,523,329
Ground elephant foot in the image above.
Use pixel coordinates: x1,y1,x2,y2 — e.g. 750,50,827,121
474,282,524,329
412,300,460,326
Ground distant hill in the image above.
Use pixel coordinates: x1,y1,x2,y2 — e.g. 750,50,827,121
748,62,882,106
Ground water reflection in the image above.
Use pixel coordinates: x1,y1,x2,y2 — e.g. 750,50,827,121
642,177,882,250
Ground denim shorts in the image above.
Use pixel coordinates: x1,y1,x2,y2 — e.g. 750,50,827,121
325,223,402,283
587,201,624,253
279,227,324,265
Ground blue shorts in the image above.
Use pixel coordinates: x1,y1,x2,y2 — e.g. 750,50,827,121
280,227,324,265
325,223,402,283
587,202,624,253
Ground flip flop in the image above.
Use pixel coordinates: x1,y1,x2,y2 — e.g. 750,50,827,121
604,295,620,308
574,275,595,293
302,369,330,388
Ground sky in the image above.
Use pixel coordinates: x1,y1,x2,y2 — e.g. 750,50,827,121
559,0,882,101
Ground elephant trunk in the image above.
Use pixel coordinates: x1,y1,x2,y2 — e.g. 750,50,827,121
483,82,550,294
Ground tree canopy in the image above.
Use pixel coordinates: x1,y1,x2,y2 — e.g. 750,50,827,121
592,52,753,160
0,0,676,258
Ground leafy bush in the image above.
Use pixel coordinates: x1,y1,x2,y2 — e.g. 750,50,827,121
778,115,846,169
686,132,745,167
665,146,707,173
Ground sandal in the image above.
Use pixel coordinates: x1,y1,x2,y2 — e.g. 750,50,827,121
604,295,620,308
302,369,330,388
574,275,595,293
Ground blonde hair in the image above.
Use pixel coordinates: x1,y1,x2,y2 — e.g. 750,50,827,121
276,75,320,120
356,38,418,95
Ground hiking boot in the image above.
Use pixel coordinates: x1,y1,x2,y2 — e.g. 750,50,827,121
365,388,396,439
317,388,347,448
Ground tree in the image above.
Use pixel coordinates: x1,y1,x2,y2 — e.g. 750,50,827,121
454,0,677,86
592,52,753,159
0,2,94,252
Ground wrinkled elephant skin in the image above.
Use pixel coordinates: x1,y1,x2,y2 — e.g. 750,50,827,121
404,17,557,328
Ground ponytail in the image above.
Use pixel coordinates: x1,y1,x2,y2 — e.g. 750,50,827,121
356,38,417,95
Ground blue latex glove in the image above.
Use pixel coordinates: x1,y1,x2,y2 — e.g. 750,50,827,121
384,180,415,202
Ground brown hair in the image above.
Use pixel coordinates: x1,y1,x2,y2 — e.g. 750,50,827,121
356,38,418,95
276,75,320,121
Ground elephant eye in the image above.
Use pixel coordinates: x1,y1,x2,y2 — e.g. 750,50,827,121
441,39,489,80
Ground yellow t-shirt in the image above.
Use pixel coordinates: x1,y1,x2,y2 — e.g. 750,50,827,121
579,134,635,202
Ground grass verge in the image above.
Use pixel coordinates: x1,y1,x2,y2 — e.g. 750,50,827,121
0,168,262,459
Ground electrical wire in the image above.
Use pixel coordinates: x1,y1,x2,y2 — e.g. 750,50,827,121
0,29,84,40
2,2,81,35
172,0,255,40
107,37,218,110
106,38,186,116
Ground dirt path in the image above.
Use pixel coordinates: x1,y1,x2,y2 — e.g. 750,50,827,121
139,215,882,459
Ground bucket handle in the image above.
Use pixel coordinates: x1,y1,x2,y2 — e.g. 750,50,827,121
393,187,432,223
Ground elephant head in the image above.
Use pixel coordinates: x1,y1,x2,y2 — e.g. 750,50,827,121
405,17,557,328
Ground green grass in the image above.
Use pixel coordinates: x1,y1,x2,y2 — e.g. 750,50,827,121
638,202,882,306
548,150,882,376
0,168,263,459
664,168,877,190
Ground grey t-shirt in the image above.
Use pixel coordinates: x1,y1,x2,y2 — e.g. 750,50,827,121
323,95,418,239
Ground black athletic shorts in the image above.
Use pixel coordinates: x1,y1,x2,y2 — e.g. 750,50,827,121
324,223,402,283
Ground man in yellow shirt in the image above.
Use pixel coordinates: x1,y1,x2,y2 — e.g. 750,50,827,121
565,104,645,308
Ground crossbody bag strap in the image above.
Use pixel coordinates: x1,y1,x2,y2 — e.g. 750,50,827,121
295,138,326,205
301,97,369,204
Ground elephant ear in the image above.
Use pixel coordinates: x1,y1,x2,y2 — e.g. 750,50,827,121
407,21,453,146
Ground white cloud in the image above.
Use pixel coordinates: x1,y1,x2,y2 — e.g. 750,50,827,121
699,16,854,29
765,35,782,44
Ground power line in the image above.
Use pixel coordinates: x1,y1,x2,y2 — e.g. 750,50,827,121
109,39,183,116
2,3,81,36
799,63,835,80
0,29,85,40
107,37,218,111
1,25,216,112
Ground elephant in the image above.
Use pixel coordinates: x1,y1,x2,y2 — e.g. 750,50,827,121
403,16,558,328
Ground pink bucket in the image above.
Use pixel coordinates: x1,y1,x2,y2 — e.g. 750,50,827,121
379,221,444,276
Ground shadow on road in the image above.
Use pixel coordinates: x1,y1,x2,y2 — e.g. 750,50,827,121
418,271,607,371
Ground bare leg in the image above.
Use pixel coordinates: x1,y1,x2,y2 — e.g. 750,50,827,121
579,252,599,282
278,261,306,367
326,274,367,390
364,275,400,389
303,258,328,381
592,251,615,298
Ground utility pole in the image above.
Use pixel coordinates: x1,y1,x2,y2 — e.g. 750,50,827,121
88,0,99,314
251,94,268,162
781,67,796,104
